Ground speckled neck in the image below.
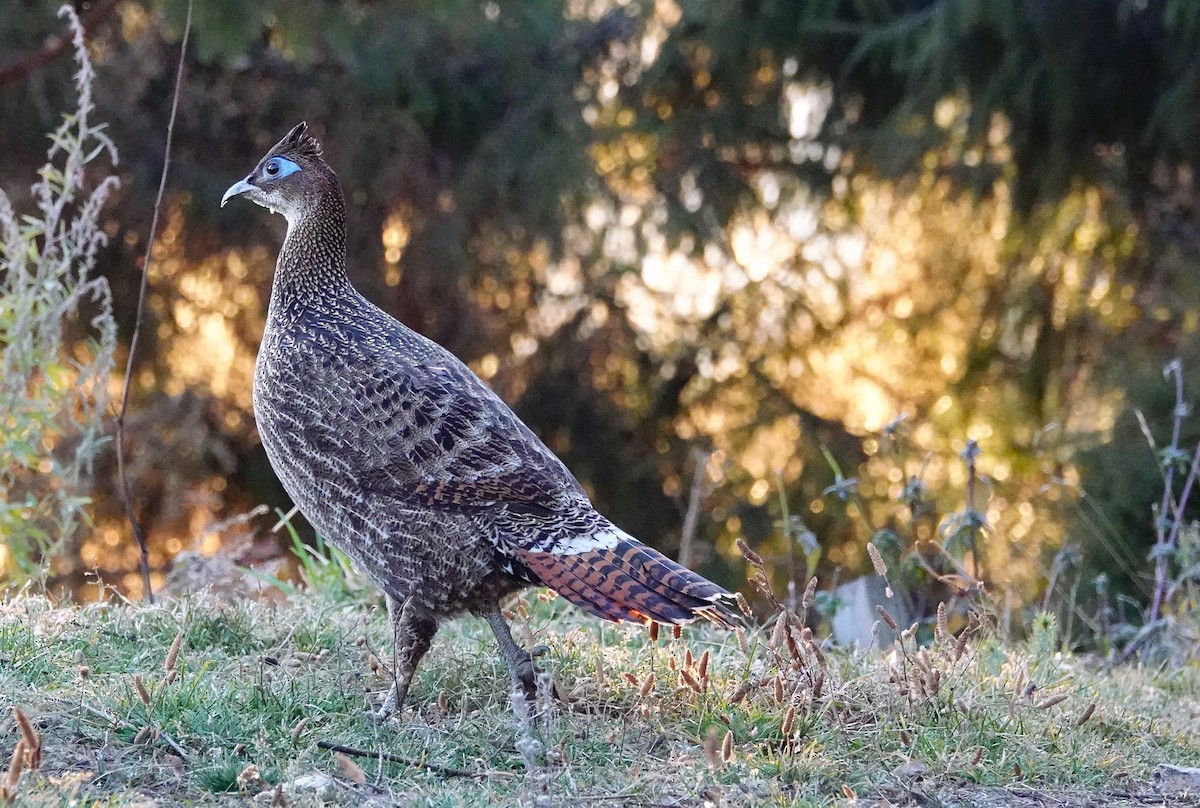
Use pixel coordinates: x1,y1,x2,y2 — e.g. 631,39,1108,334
271,185,351,313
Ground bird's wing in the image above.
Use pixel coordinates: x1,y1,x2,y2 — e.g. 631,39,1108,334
341,354,587,515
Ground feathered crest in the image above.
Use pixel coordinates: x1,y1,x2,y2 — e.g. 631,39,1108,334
267,121,323,161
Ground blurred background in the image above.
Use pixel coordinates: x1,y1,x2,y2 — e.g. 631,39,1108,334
4,0,1200,640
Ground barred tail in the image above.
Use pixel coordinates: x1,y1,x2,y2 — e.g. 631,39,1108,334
512,534,744,629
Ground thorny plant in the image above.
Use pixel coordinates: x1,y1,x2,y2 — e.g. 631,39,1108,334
1031,359,1200,660
1143,359,1196,624
0,6,119,585
1115,358,1200,661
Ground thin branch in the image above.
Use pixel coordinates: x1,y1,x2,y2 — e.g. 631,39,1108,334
115,0,193,604
677,447,713,570
314,740,492,779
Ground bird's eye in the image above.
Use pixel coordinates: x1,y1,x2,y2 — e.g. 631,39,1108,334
262,157,300,180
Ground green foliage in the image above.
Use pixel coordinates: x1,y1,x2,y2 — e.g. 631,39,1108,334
243,509,365,605
1030,611,1061,658
0,7,118,586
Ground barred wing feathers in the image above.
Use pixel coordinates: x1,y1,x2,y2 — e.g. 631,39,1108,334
332,311,742,627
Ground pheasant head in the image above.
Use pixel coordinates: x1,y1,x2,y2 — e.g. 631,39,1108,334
221,122,336,227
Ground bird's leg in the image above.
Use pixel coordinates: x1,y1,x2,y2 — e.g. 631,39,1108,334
372,594,438,721
483,606,543,704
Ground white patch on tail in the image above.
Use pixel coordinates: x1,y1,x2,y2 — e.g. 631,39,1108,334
553,526,624,555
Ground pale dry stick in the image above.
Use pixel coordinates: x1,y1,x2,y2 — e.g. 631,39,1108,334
677,447,714,570
114,0,193,603
198,505,269,541
271,504,301,533
774,469,799,612
568,781,671,804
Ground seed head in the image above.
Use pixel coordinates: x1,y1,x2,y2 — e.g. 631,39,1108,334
867,542,888,577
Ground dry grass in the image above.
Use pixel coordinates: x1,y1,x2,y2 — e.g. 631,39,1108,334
1,577,1199,807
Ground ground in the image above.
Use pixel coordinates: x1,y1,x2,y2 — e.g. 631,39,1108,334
2,572,1199,807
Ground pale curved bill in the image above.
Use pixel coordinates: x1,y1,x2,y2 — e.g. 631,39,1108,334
221,178,256,207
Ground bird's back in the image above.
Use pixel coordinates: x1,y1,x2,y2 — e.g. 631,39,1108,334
253,284,584,610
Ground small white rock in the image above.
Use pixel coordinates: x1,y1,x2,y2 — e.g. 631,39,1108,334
290,772,341,799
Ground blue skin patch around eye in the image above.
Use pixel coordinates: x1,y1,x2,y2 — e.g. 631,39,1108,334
264,157,301,180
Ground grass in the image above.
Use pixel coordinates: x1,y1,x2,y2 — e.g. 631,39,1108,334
2,578,1199,807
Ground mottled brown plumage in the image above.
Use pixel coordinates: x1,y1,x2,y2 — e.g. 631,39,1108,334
222,123,742,716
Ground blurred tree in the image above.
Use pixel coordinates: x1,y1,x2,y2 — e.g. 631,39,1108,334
2,0,1199,613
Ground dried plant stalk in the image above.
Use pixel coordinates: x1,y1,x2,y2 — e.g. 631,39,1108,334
3,739,27,797
781,703,796,736
1037,693,1069,710
164,632,183,671
802,577,818,611
867,542,888,576
12,708,40,771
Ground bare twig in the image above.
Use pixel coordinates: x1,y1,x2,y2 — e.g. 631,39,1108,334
1115,618,1168,666
677,447,714,570
774,469,797,612
314,740,489,779
198,504,270,540
961,439,985,582
115,0,194,603
271,504,301,533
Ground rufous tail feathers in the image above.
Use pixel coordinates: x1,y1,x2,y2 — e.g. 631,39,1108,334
513,534,745,629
